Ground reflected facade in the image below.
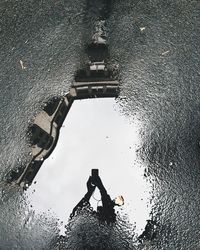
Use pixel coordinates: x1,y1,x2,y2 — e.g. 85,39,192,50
6,0,119,188
7,81,119,188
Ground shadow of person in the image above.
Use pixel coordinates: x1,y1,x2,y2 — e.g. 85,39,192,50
70,173,124,225
55,171,141,250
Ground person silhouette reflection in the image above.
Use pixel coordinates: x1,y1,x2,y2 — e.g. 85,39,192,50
70,172,124,224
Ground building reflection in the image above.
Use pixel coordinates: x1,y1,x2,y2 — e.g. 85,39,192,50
7,7,119,188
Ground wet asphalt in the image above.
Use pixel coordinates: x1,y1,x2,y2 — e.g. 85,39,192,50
0,0,200,249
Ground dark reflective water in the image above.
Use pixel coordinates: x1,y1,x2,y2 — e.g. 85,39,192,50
0,0,200,249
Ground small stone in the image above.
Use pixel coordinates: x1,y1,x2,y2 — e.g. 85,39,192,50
140,27,146,32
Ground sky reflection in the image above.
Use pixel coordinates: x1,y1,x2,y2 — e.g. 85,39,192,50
27,98,152,235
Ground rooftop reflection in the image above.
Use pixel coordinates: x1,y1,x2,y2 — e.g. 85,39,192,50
26,98,152,235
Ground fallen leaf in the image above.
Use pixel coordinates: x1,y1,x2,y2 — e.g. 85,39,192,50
19,60,26,69
140,27,146,32
161,50,170,56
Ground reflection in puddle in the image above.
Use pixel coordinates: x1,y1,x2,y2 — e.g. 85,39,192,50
27,98,152,235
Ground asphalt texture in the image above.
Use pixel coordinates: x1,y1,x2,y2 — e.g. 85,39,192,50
0,0,200,249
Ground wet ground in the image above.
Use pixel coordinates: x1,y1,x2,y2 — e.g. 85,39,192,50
0,0,200,249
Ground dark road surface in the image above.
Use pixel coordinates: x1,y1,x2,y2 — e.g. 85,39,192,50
0,0,200,249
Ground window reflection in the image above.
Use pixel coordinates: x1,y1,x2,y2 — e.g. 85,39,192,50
29,124,53,150
43,97,61,116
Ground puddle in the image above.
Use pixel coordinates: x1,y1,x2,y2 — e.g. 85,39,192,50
26,98,152,235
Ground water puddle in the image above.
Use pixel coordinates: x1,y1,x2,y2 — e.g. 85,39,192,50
26,98,152,236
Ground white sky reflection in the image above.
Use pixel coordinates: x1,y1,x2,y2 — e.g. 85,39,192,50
27,98,152,235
